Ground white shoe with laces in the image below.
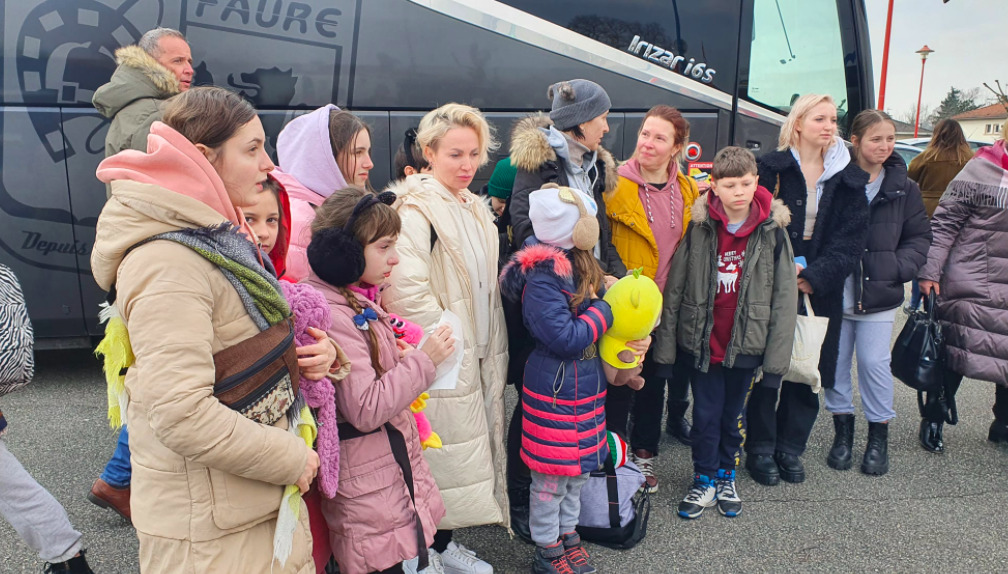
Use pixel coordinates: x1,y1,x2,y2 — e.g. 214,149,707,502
440,541,494,574
403,549,445,574
631,450,659,493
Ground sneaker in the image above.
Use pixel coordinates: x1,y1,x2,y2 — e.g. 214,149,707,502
630,449,658,493
677,474,716,519
532,542,573,574
440,541,493,574
405,549,445,574
44,550,94,574
715,469,742,517
560,532,595,574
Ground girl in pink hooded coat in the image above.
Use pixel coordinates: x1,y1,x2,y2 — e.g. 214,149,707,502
272,104,375,281
302,186,454,574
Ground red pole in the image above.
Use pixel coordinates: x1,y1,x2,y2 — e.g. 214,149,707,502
877,0,895,110
914,57,927,137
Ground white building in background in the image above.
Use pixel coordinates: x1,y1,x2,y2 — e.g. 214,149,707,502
953,103,1008,143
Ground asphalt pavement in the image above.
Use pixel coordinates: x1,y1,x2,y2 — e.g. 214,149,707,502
2,315,1007,573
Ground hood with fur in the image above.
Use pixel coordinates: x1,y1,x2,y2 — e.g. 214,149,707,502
93,45,180,118
509,113,619,193
276,104,348,203
499,242,572,303
691,186,791,230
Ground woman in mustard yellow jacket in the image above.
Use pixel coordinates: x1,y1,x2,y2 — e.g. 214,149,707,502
606,105,701,492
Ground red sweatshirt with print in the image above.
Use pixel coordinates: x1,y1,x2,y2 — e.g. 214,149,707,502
707,186,772,364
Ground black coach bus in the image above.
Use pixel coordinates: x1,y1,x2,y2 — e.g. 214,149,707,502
0,0,873,346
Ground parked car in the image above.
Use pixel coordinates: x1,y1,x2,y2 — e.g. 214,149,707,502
894,142,923,165
899,137,989,151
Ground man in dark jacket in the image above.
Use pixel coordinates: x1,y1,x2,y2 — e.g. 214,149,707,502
87,26,194,521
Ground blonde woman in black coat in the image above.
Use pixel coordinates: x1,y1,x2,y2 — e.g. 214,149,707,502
744,94,869,486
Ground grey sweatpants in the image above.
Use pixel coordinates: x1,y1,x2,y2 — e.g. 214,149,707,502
825,318,897,423
0,438,83,562
529,470,589,546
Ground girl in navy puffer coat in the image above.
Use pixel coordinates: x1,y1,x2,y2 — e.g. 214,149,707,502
500,184,613,574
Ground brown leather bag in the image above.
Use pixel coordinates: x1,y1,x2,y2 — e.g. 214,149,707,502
212,317,300,426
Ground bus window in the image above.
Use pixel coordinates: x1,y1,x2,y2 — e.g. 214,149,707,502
745,0,848,122
496,0,740,93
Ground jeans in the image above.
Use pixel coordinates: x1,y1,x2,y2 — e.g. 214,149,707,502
825,319,897,423
689,364,756,477
745,380,820,457
529,471,589,546
908,279,922,311
0,439,83,562
100,425,131,488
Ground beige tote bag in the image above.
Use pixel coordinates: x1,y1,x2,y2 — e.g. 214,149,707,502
785,293,829,393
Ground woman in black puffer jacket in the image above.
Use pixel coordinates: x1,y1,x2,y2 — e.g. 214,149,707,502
823,110,931,477
744,94,869,487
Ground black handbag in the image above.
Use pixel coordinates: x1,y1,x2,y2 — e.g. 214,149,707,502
891,291,944,392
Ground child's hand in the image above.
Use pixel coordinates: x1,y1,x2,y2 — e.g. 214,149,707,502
296,448,320,494
603,275,619,290
420,324,455,366
625,336,652,360
396,337,415,359
297,328,338,381
797,278,814,294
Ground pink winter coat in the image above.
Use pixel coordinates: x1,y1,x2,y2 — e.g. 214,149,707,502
275,104,349,281
302,274,445,574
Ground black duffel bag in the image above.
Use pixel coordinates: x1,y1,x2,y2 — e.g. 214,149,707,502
891,291,944,392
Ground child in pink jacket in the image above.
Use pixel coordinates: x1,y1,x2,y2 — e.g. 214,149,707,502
303,186,454,574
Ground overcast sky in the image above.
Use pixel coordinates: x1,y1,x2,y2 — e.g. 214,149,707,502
866,0,1007,119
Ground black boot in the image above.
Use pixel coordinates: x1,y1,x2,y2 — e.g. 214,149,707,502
827,414,855,471
919,418,944,453
988,419,1008,444
44,551,94,574
665,416,693,446
508,485,533,544
773,451,805,483
745,453,779,486
861,422,889,475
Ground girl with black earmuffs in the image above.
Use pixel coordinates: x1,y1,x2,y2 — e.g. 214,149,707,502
303,187,455,574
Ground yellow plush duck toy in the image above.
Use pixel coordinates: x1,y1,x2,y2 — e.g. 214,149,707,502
600,268,663,369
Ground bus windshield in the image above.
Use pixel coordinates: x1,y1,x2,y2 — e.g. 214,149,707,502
746,0,849,121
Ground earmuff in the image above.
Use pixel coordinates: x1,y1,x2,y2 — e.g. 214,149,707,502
541,183,599,251
307,191,397,286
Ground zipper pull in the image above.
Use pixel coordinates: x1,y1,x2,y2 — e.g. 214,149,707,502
552,390,559,408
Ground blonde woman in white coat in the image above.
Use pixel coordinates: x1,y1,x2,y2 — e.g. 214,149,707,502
384,103,508,574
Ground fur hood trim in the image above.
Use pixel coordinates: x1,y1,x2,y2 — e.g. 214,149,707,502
690,192,792,229
509,114,619,193
499,243,572,301
115,45,180,95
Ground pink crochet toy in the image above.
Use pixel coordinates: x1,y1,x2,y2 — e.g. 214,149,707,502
280,281,341,497
388,313,442,450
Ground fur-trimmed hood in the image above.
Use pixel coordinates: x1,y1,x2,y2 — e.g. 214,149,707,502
499,242,572,302
93,45,180,119
509,113,619,194
690,187,792,229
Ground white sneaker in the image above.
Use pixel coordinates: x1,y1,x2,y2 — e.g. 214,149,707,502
404,549,445,574
440,541,493,574
631,450,659,493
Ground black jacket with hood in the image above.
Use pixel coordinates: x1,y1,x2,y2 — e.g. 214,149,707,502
756,148,869,389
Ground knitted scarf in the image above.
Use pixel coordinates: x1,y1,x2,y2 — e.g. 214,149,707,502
944,141,1008,210
95,222,314,567
279,281,340,498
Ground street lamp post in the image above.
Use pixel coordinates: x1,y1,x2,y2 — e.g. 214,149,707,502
914,45,935,137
